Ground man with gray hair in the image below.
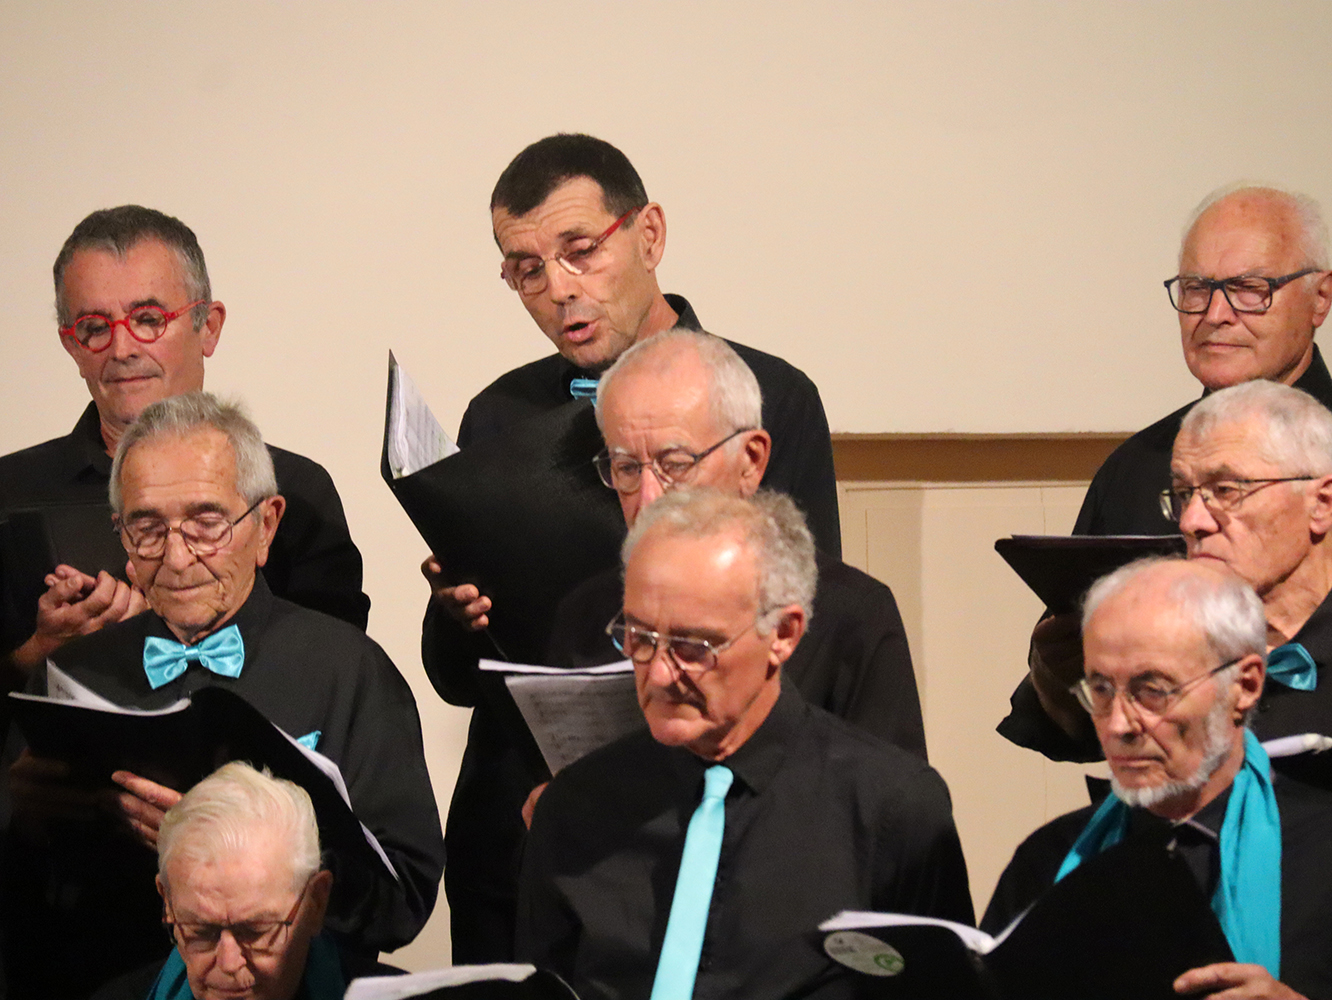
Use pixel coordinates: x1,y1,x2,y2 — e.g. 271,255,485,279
517,488,970,1000
0,205,368,694
93,761,343,1000
984,557,1332,999
1008,380,1332,761
432,329,923,964
3,392,442,999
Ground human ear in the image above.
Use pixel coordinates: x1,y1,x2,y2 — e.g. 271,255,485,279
634,203,668,270
766,605,807,672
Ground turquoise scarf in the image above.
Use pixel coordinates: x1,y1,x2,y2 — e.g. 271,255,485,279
1055,729,1282,978
147,931,345,1000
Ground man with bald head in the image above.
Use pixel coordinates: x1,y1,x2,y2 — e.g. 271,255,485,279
1078,184,1332,536
985,557,1332,999
436,329,922,963
1012,380,1332,758
0,206,368,691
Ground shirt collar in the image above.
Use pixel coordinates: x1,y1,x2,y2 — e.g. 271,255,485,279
693,678,804,797
1290,586,1332,670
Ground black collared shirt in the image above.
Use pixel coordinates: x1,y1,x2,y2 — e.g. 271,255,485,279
3,575,442,998
517,684,973,1000
0,402,370,659
982,777,1332,999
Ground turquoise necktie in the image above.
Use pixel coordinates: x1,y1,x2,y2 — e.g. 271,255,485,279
1266,642,1318,691
143,625,245,690
650,764,734,1000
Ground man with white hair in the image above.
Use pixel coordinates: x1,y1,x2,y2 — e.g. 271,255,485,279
984,558,1332,999
3,392,442,999
94,762,343,1000
517,489,970,1000
1007,379,1332,759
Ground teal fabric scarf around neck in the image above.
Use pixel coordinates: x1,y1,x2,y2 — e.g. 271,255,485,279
147,930,345,1000
1055,729,1282,978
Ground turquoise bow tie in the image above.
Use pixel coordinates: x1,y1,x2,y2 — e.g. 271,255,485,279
1267,642,1318,692
569,377,599,400
143,625,245,690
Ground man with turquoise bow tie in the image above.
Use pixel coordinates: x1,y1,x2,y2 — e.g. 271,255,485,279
1015,380,1332,760
3,392,443,1000
984,557,1332,999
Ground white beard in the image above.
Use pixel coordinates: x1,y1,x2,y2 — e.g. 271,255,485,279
1111,700,1238,810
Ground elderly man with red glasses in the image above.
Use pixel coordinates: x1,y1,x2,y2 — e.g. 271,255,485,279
420,133,842,964
517,488,971,1000
0,206,368,694
984,557,1332,1000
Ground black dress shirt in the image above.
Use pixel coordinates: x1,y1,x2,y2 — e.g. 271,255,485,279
546,552,926,759
516,685,973,1000
0,402,370,662
981,777,1332,1000
2,576,443,999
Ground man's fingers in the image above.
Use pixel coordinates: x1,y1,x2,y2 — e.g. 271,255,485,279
111,770,183,811
122,587,149,620
1174,963,1299,999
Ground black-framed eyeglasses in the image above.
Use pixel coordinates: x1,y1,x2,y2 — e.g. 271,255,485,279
1071,658,1240,718
163,874,313,956
606,612,760,675
1158,477,1317,521
1164,269,1321,315
116,499,265,559
594,428,754,494
59,300,206,353
500,208,640,295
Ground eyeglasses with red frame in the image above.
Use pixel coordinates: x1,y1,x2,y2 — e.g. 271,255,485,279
499,208,640,295
60,300,206,353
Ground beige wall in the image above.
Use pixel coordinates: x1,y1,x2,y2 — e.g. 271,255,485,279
2,0,1327,969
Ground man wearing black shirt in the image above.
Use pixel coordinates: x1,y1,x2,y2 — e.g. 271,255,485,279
985,557,1332,999
517,490,971,1000
4,393,442,998
0,206,368,691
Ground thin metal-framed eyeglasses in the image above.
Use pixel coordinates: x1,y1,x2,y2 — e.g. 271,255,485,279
1071,658,1240,718
1158,477,1317,521
59,300,206,352
594,428,754,494
1164,269,1321,315
606,612,760,675
116,499,265,559
499,208,640,295
163,874,313,956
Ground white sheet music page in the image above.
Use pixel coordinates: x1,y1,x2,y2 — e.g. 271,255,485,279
387,351,458,479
